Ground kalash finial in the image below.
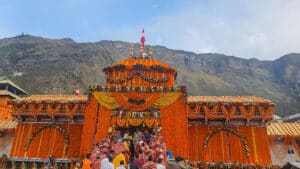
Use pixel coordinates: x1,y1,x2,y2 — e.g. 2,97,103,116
139,28,146,58
130,44,134,58
148,45,153,57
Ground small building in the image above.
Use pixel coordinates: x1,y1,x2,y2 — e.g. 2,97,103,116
0,77,28,157
267,122,300,166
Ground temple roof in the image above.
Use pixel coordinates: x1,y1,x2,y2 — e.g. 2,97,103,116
13,95,87,103
0,119,18,131
267,122,300,137
104,58,176,71
0,80,28,95
0,90,21,99
187,96,274,104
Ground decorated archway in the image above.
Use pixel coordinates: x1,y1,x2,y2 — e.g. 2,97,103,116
203,126,250,157
24,124,70,157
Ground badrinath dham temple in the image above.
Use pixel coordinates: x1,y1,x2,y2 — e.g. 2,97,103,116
0,34,300,169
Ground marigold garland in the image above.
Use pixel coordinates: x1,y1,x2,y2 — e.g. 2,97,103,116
93,92,120,110
28,104,44,116
117,118,128,127
13,104,27,114
93,91,182,111
144,118,156,127
122,92,153,100
113,92,161,111
64,104,79,117
152,92,181,108
128,118,143,126
202,105,220,117
106,71,170,84
46,104,61,116
116,118,156,128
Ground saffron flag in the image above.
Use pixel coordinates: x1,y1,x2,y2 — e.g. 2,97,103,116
140,28,145,47
75,88,80,96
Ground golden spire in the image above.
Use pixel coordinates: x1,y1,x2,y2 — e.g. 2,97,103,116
130,44,134,58
139,43,144,58
149,45,153,57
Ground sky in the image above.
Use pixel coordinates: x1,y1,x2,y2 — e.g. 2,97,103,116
1,0,300,60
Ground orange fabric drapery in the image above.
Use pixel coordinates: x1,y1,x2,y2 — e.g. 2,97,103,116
188,125,271,164
80,96,99,156
10,123,83,158
95,105,112,143
160,93,189,158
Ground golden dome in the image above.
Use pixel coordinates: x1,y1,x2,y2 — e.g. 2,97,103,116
103,58,176,72
103,58,177,87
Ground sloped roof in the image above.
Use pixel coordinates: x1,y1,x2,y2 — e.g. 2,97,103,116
0,119,18,130
0,90,21,99
188,96,273,104
267,122,300,137
13,95,87,102
0,80,28,95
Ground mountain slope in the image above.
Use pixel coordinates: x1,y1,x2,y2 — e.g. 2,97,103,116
0,34,299,116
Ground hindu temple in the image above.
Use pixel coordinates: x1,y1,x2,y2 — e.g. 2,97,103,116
0,33,287,169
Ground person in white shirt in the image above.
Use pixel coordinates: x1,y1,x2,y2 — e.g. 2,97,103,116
101,155,114,169
156,158,166,169
116,160,126,169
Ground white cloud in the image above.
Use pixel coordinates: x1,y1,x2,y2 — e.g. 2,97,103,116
1,0,299,60
106,0,300,60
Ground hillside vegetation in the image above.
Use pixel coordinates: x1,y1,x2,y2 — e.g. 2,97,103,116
0,35,299,116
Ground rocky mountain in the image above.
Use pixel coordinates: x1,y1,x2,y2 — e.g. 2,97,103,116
0,34,299,116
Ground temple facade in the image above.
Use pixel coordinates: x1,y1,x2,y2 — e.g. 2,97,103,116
1,39,285,168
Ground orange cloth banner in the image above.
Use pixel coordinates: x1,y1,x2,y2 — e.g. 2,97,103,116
11,123,83,158
188,125,271,164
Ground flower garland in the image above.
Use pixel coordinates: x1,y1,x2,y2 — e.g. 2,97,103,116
93,91,182,111
203,126,250,157
104,64,173,73
13,104,27,115
116,118,156,128
46,104,62,117
152,92,182,108
28,104,44,116
106,71,169,84
111,110,161,119
238,105,255,116
188,104,271,120
113,92,161,111
202,105,220,117
64,103,79,117
93,92,120,110
89,85,187,93
24,124,70,157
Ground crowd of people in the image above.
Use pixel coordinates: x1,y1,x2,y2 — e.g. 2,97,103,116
82,127,168,169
